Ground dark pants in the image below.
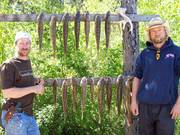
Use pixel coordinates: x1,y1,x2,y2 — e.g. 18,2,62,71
139,103,175,135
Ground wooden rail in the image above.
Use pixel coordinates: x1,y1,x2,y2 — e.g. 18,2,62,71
0,14,159,22
44,76,123,86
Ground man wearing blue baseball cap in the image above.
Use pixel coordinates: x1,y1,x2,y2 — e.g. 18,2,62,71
131,17,180,135
0,32,45,135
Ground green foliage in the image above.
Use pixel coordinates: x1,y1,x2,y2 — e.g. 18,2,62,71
176,118,180,134
138,0,180,49
34,87,125,135
0,0,180,134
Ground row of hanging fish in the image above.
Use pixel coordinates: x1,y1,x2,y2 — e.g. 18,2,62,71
36,11,133,56
50,76,133,123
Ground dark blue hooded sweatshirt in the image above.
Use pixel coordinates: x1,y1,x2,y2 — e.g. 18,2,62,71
134,37,180,105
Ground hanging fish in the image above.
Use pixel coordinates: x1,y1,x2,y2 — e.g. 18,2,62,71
63,13,69,55
95,15,101,52
50,15,57,58
37,12,44,49
106,77,112,112
62,80,68,118
74,11,81,50
71,77,78,112
124,76,133,126
105,11,111,49
84,11,90,48
89,78,94,103
52,79,57,109
97,77,105,123
80,77,87,119
116,75,123,115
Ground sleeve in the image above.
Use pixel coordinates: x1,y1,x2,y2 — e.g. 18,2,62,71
0,63,15,89
133,53,144,79
174,46,180,76
175,54,180,76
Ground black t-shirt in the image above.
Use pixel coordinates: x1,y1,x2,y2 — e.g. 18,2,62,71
1,57,36,115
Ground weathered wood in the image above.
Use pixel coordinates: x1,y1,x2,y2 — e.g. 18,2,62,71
0,14,159,22
121,0,139,135
44,77,119,87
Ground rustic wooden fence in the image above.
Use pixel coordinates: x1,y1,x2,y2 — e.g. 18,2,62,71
0,13,157,22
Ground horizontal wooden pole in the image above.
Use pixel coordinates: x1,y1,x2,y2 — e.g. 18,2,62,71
0,13,159,22
44,77,119,87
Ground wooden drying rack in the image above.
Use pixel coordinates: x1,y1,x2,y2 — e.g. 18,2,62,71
0,2,159,134
0,13,158,22
44,76,120,86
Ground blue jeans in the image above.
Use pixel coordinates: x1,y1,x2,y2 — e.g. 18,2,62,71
1,110,40,135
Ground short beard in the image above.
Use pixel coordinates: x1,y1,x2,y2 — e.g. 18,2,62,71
151,35,168,44
18,49,30,57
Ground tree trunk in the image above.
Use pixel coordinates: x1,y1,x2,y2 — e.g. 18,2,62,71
121,0,139,135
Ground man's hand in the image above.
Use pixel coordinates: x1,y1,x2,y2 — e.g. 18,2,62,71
170,103,180,119
131,77,141,116
131,100,139,116
34,79,45,95
34,77,41,85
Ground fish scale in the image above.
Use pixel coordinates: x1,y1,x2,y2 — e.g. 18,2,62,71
106,77,112,112
116,75,123,115
105,11,111,49
97,77,105,123
71,77,78,112
63,13,69,55
50,15,57,58
95,15,101,52
62,80,68,118
37,12,44,49
84,11,90,48
124,76,133,125
89,78,94,103
80,77,87,119
74,11,81,50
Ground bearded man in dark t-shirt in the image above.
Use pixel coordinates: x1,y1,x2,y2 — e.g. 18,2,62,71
0,32,45,135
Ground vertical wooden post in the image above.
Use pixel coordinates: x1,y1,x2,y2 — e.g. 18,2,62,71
121,0,139,75
121,0,139,135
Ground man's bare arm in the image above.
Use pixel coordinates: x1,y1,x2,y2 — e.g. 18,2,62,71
2,79,45,99
131,77,141,115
